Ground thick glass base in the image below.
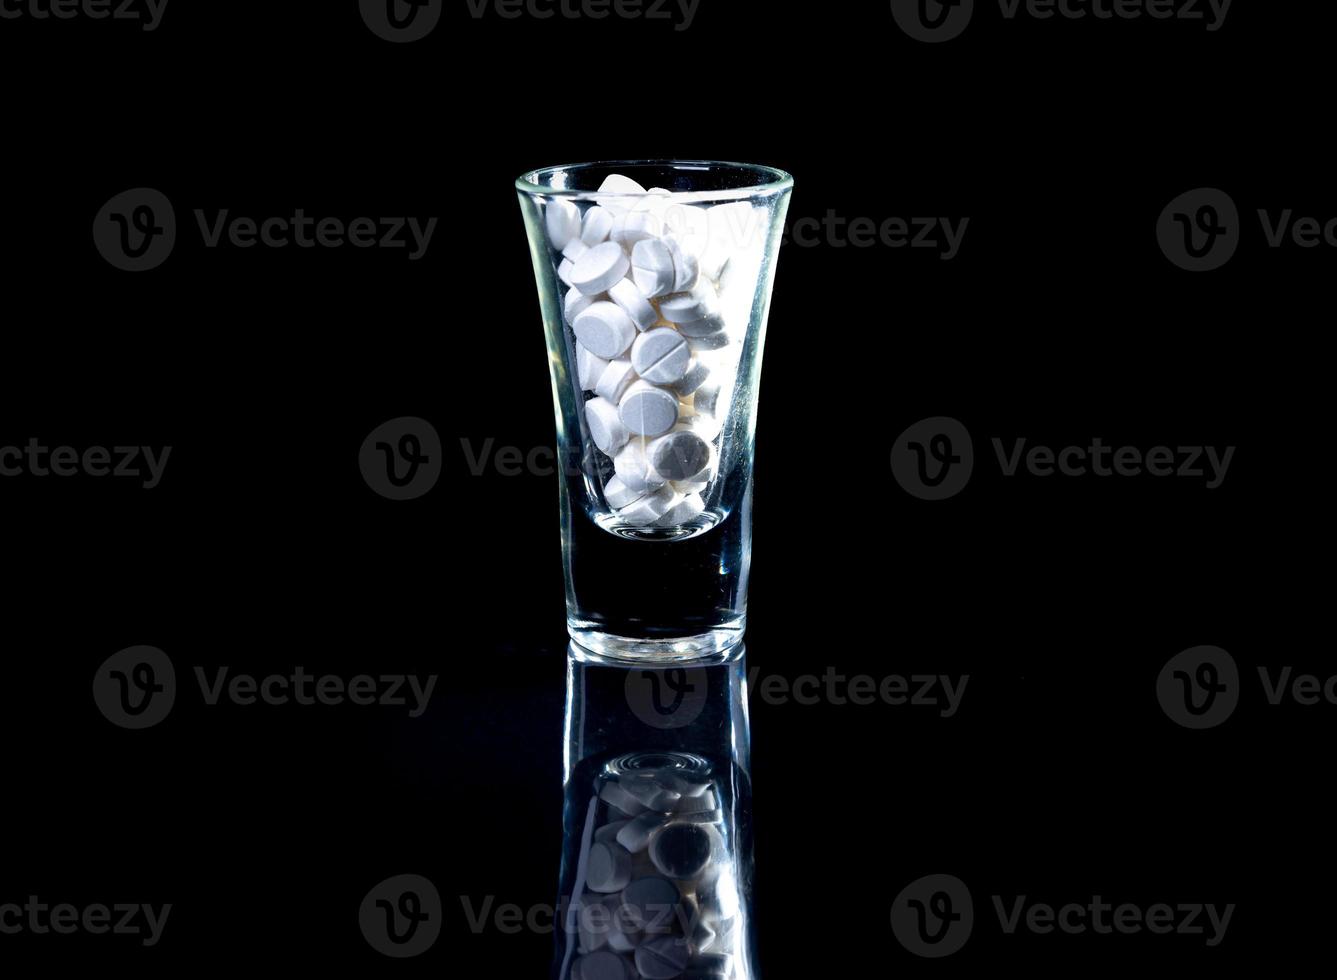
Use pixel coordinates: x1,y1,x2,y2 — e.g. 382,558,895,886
567,618,745,664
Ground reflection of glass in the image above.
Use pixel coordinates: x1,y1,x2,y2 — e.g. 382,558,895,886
517,161,793,662
553,641,756,979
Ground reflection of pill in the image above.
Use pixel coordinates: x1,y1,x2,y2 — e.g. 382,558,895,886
596,173,647,212
693,383,721,418
620,876,681,935
585,398,629,456
576,898,612,953
616,811,667,853
581,206,615,246
606,908,641,952
576,343,609,390
683,951,731,979
686,332,730,353
656,493,705,528
618,486,676,526
594,358,637,404
586,842,633,893
546,199,581,251
600,781,648,817
674,314,725,339
609,278,658,331
620,381,679,437
664,236,700,293
572,242,632,296
632,328,691,384
673,788,717,813
658,289,716,324
635,937,691,980
563,238,590,262
574,301,637,358
649,823,713,880
622,776,682,812
611,210,661,249
595,819,630,845
573,950,634,980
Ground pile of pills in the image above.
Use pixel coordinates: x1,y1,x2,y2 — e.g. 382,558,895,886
545,174,758,529
566,763,741,980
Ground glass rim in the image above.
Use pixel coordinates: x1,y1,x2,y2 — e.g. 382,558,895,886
515,159,793,203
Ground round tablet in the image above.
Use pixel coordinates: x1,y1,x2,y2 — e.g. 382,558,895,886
573,950,633,980
655,492,705,528
632,328,690,385
585,398,629,456
575,898,611,953
572,242,631,296
614,441,667,494
594,358,637,404
596,173,648,212
546,199,581,251
687,332,730,352
619,381,679,437
647,429,710,482
635,937,691,980
631,239,676,299
600,781,649,817
616,811,668,853
669,359,710,397
620,876,681,935
585,842,633,894
573,302,636,359
619,486,675,526
567,288,601,326
673,313,725,339
576,343,609,390
664,236,700,293
602,477,645,511
611,210,661,249
658,289,716,325
693,383,722,418
609,278,658,331
595,819,630,844
648,823,713,880
563,238,589,262
581,206,615,247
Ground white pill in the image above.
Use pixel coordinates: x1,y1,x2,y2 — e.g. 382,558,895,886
559,256,577,287
566,287,600,325
585,397,629,456
694,382,722,417
609,278,658,331
687,331,730,353
616,811,667,853
669,359,710,397
621,776,682,811
572,242,631,296
596,173,647,212
546,199,581,251
657,288,717,325
603,476,646,510
670,449,717,494
631,328,690,385
630,239,677,299
676,409,722,441
675,314,726,339
619,485,676,526
656,492,705,527
594,358,637,403
581,206,615,246
585,841,633,893
613,440,667,493
611,210,662,249
619,381,679,437
577,343,609,390
674,787,718,813
563,238,590,262
647,429,711,481
664,236,700,293
573,301,636,358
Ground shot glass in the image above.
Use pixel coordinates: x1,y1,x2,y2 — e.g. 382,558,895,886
517,161,793,662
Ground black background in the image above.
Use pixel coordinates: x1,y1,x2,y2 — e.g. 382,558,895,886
1,0,1328,973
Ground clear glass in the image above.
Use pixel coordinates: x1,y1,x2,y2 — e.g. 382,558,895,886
553,640,756,980
517,161,793,662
